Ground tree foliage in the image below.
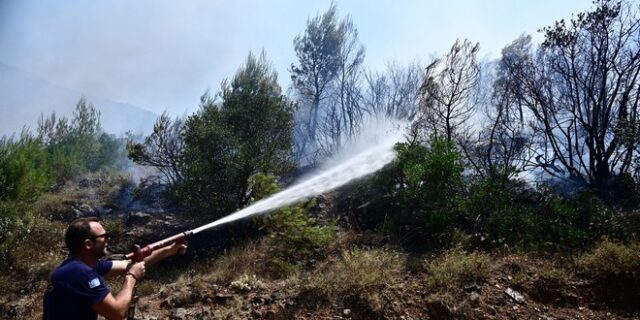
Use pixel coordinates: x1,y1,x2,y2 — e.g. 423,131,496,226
291,3,342,143
38,97,121,178
0,134,51,202
369,136,464,248
177,52,295,217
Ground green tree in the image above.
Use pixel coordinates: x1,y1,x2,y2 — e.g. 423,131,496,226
178,52,294,217
37,97,121,181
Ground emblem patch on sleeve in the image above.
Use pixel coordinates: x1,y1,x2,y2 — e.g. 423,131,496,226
88,278,101,288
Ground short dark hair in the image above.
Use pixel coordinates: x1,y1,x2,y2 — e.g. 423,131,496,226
65,217,100,255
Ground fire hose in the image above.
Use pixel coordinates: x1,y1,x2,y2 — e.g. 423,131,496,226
124,231,192,320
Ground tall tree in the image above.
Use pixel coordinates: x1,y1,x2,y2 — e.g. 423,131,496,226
419,39,481,142
291,3,342,142
463,35,534,180
291,3,366,161
512,0,640,192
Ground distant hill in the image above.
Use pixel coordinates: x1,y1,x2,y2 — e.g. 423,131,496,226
0,62,159,137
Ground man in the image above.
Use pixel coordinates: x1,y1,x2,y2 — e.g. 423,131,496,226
43,217,187,320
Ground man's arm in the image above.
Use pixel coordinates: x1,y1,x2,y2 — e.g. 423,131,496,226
91,264,144,320
105,260,129,278
145,242,187,267
105,242,187,278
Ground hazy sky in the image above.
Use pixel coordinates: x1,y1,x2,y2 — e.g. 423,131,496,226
0,0,593,116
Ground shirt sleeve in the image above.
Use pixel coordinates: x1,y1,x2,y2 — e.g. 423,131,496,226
67,267,111,306
96,260,113,276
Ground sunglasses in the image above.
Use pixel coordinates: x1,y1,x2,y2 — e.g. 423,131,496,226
88,232,112,241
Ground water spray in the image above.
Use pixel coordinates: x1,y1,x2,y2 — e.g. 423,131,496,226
126,119,407,261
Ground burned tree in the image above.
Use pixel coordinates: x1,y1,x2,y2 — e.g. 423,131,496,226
419,39,481,142
512,0,640,193
126,112,184,185
291,3,342,143
316,15,366,157
291,3,367,162
464,35,534,180
363,61,423,120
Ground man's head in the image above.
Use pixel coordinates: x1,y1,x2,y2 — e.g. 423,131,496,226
65,217,110,258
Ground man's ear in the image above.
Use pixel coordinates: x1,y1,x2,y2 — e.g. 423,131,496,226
83,239,93,251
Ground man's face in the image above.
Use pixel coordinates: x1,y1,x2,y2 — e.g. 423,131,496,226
87,222,110,258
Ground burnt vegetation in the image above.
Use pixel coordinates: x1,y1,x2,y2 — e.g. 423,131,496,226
2,0,640,319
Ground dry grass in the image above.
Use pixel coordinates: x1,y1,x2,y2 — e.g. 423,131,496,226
578,240,640,278
205,239,270,282
426,247,492,289
32,193,73,220
9,218,67,280
304,248,404,297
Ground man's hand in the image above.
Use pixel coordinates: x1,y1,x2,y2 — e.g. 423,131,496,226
127,261,146,281
170,241,188,256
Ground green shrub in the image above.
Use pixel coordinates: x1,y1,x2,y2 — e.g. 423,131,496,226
229,274,264,292
535,191,631,249
368,136,463,249
32,193,72,220
250,174,335,277
460,177,539,247
426,247,492,289
578,240,640,278
0,201,31,262
39,98,126,182
0,134,52,202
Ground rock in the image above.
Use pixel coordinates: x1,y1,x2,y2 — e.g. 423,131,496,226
74,203,95,216
170,308,186,319
464,283,482,292
214,293,235,303
78,178,101,188
469,292,480,306
196,306,213,319
504,288,525,304
271,291,285,300
96,206,113,216
129,211,152,224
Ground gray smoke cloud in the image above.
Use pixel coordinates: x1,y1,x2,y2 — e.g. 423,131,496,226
0,0,592,119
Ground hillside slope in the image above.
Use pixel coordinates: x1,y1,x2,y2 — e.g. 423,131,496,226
0,62,158,137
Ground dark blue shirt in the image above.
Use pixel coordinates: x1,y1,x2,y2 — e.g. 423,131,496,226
43,258,113,320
